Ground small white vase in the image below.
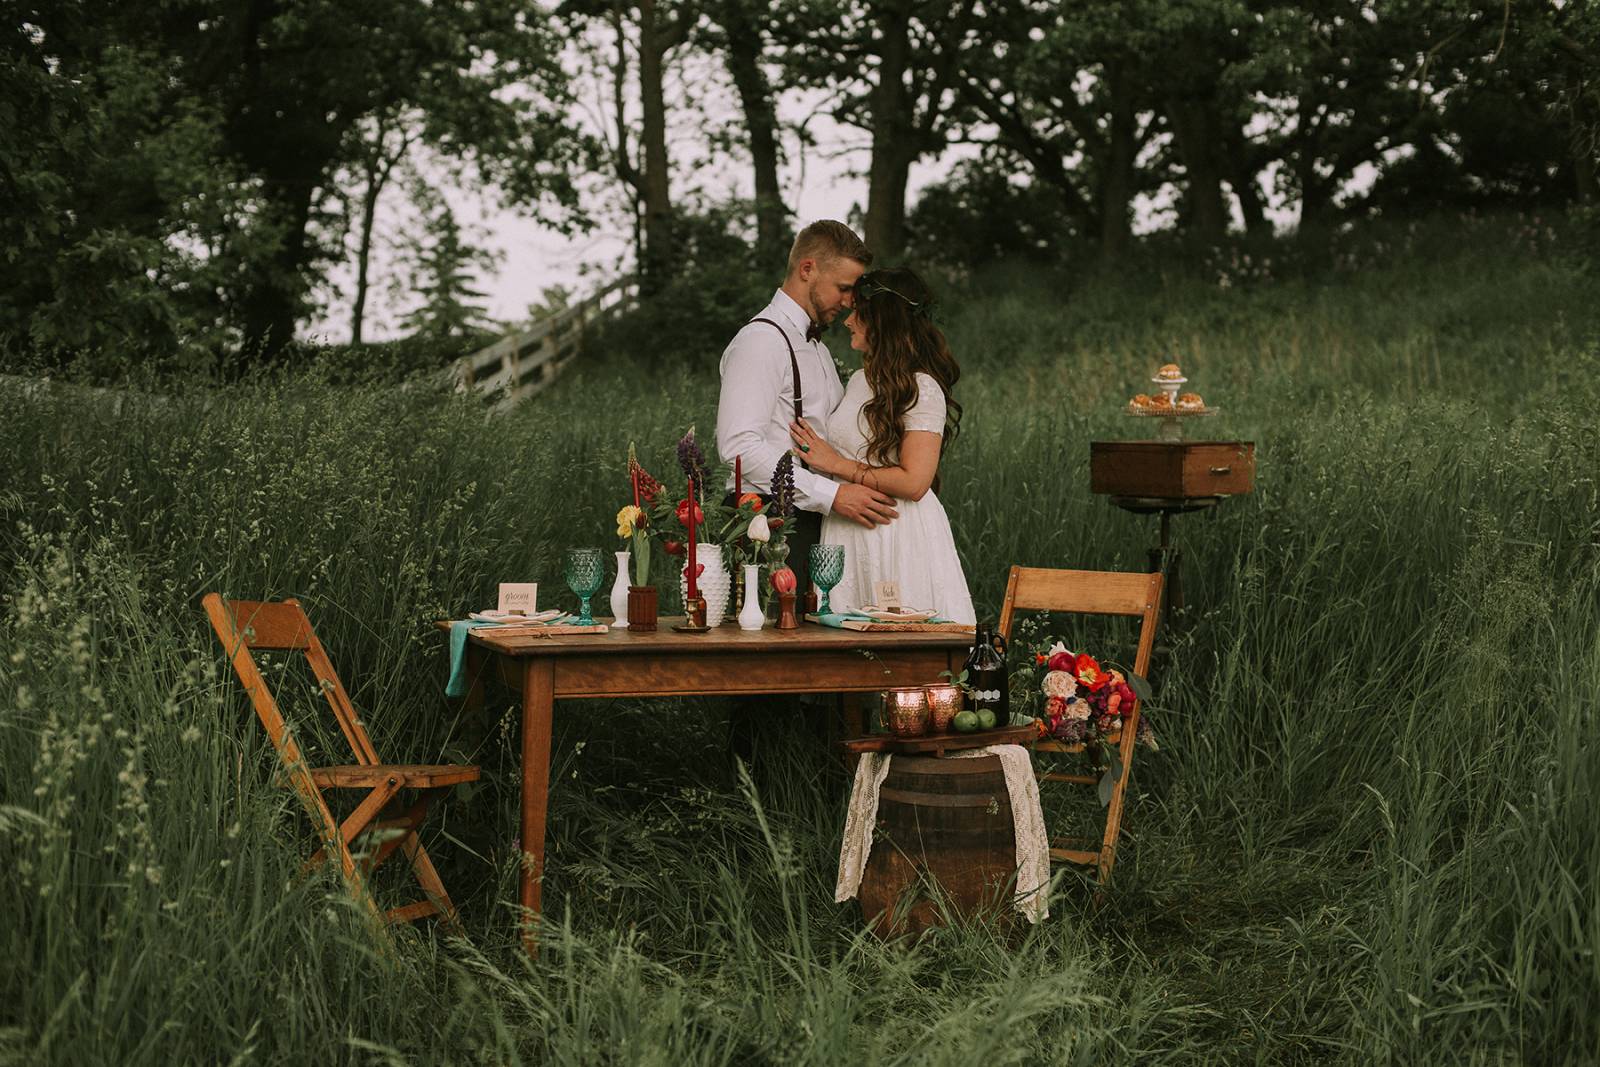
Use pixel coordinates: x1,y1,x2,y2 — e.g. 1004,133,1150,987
679,543,732,626
609,550,631,628
737,564,765,630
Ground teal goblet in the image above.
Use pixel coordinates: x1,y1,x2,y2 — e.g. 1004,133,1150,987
563,547,605,626
809,543,846,616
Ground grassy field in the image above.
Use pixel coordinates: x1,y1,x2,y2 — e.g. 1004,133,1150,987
3,213,1599,1065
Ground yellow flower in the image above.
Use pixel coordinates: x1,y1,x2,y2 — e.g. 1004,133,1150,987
616,505,644,538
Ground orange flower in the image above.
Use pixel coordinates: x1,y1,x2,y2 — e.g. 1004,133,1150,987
736,492,765,512
1035,653,1048,665
1075,652,1107,691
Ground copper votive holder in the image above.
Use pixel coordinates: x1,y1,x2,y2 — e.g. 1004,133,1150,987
923,684,964,733
884,687,930,738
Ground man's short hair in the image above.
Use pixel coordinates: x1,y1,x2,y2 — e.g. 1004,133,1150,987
786,220,871,275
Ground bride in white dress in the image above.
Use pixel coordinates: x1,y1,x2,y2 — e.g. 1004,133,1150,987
787,267,976,625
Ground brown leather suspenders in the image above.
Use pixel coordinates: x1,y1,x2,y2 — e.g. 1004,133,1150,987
749,317,803,421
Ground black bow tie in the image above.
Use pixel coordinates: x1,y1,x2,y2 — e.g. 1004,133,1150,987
805,321,824,343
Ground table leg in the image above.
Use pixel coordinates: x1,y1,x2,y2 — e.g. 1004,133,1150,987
519,658,555,956
461,642,488,715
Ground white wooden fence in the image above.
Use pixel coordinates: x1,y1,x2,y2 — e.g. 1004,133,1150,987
445,275,637,411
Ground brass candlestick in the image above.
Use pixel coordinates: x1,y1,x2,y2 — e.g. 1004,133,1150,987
672,595,710,633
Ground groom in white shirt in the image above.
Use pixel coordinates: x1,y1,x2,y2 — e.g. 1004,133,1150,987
716,220,898,602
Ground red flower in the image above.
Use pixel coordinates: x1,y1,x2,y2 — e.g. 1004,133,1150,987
770,566,797,593
768,516,784,530
1035,653,1048,666
736,492,765,513
1075,653,1107,691
1045,695,1068,718
675,499,704,527
663,540,685,556
1047,651,1074,672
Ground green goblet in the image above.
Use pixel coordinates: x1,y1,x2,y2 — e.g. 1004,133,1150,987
563,547,605,626
809,543,846,616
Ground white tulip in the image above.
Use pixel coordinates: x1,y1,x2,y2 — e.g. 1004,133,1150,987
747,514,771,543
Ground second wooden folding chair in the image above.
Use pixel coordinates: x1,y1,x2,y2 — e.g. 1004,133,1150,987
204,594,479,927
998,567,1164,890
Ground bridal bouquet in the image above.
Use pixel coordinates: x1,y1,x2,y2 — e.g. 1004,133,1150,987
1020,640,1156,750
1011,638,1157,805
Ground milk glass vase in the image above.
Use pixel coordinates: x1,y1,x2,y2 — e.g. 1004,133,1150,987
678,543,732,626
608,550,631,628
738,564,765,630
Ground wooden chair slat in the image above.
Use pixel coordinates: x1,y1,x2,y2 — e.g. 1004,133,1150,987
999,567,1161,626
219,598,314,650
385,900,441,924
204,593,477,928
1049,847,1102,866
310,765,481,789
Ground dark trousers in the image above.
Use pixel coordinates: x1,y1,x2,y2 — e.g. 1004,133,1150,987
727,502,823,768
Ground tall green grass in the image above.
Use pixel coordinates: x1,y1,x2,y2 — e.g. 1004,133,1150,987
3,213,1598,1064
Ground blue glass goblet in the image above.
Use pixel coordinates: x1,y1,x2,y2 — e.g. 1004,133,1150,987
809,543,846,616
563,548,605,626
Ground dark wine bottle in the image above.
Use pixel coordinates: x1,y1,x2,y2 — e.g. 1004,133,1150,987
964,625,1009,724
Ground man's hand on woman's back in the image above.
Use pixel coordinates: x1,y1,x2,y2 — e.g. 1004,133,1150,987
832,483,898,527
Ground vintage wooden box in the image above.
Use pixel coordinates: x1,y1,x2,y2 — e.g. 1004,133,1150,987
1090,440,1256,499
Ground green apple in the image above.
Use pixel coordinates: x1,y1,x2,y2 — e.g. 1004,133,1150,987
952,710,980,733
976,709,997,730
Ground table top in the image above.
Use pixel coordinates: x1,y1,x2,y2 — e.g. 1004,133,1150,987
438,617,975,658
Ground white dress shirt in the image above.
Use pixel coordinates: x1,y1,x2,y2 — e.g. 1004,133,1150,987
716,289,845,515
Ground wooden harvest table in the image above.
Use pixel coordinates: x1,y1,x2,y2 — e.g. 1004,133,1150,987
441,618,973,955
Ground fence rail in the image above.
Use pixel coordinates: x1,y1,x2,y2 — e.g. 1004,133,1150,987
446,276,637,411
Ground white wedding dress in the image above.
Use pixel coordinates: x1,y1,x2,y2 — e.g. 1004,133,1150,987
819,371,976,625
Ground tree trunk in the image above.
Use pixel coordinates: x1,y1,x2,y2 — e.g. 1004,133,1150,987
1572,76,1598,205
637,0,674,296
351,163,381,345
719,0,788,264
864,1,914,260
1166,95,1228,243
240,157,319,358
1098,67,1137,260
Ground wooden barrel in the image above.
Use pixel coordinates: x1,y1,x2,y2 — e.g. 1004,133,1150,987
857,754,1018,938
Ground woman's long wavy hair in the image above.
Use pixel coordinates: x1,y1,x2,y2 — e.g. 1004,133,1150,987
852,267,962,489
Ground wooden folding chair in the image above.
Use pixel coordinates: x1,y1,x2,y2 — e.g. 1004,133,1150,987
998,567,1164,890
203,594,479,927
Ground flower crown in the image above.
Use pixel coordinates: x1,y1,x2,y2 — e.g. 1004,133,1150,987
856,278,934,320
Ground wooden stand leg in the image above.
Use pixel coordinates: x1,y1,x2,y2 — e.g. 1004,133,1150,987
519,658,555,957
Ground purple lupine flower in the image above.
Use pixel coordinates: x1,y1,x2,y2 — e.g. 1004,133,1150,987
676,427,710,497
770,452,795,519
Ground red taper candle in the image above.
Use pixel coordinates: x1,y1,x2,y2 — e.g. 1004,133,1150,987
632,468,640,509
734,456,742,497
686,476,698,599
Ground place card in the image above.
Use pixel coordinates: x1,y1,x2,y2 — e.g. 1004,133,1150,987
497,583,538,615
873,580,902,611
